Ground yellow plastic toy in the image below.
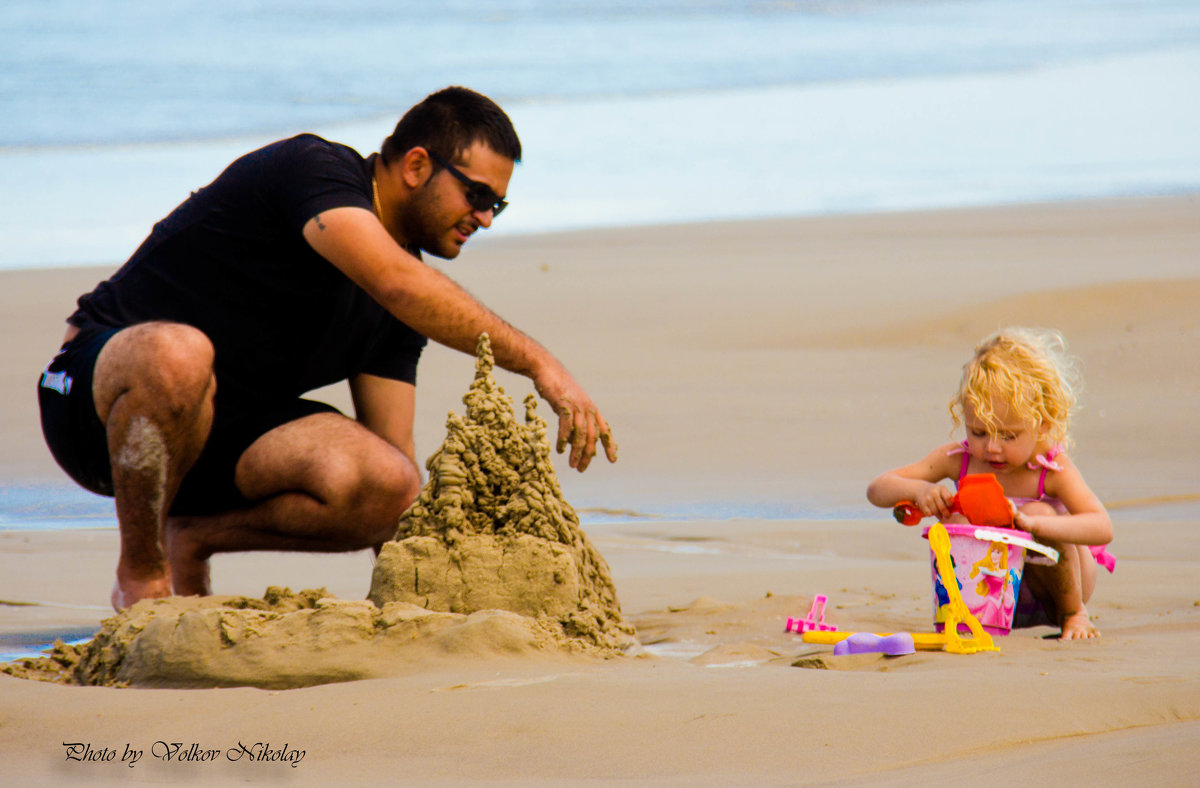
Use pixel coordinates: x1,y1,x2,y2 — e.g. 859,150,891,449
926,522,997,654
802,523,998,655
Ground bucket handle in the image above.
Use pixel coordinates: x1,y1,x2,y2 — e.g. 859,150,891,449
972,528,1059,564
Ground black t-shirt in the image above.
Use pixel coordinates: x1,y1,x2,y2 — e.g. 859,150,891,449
70,134,427,407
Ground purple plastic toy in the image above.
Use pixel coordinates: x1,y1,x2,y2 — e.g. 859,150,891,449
832,632,916,656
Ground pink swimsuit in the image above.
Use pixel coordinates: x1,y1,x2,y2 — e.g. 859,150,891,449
949,442,1116,572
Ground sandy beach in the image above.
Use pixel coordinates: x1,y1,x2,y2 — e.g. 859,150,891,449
2,195,1198,785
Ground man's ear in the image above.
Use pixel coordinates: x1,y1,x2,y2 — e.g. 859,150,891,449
398,147,434,189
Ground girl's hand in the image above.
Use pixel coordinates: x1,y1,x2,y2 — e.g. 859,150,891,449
1013,509,1037,535
917,483,956,521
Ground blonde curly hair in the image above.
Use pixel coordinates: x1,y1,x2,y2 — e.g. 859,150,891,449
949,327,1081,449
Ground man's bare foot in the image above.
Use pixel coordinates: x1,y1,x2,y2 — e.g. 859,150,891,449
111,574,172,611
1059,610,1100,640
164,518,213,597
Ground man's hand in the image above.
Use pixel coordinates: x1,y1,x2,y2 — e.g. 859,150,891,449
533,363,618,472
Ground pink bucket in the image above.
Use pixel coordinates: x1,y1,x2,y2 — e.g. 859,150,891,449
921,524,1033,636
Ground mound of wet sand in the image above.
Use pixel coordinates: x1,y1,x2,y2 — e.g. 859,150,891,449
4,587,580,688
3,335,633,688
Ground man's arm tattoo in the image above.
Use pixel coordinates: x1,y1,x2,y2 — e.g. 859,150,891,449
314,213,327,231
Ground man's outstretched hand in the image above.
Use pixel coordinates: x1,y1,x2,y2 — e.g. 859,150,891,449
534,363,618,472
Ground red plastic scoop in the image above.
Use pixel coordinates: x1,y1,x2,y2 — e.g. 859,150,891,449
893,473,1014,527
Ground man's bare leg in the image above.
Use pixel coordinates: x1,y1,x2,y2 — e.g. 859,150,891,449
90,323,216,609
163,412,421,595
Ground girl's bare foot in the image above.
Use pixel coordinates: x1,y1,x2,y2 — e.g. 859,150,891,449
1060,609,1099,640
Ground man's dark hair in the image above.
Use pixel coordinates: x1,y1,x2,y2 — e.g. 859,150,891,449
381,86,521,166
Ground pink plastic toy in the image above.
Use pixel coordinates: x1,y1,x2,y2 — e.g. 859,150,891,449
784,594,837,634
1091,545,1117,573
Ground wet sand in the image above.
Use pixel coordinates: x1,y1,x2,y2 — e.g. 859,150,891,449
2,196,1199,784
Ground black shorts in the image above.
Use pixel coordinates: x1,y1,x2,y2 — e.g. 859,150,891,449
37,324,341,517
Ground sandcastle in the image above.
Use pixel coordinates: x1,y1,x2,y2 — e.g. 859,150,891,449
4,334,633,688
368,333,635,651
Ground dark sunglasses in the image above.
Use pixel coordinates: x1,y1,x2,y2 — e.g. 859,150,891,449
428,151,508,217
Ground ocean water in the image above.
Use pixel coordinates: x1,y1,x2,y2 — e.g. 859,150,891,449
2,0,1199,269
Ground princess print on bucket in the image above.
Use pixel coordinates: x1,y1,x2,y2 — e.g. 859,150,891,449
867,328,1113,640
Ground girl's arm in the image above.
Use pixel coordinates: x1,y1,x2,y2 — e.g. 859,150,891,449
867,444,961,521
1016,453,1113,546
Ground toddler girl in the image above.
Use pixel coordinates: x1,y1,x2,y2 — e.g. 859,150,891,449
867,327,1113,639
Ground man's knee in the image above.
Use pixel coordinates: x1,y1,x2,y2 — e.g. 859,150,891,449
122,322,214,388
360,450,420,521
96,323,216,419
322,445,419,532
